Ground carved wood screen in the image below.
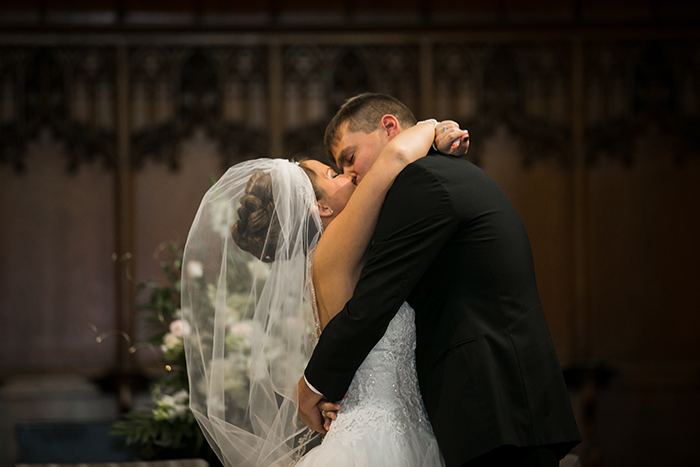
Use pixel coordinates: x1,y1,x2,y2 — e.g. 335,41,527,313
4,37,696,173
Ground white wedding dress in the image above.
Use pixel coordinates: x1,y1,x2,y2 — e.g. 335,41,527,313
296,302,445,467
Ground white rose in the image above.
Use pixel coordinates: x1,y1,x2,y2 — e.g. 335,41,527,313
173,404,188,419
187,260,203,278
162,332,180,350
211,198,233,239
172,389,189,405
160,394,175,407
247,261,270,281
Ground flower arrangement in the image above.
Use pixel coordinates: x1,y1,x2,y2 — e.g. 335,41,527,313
106,243,227,465
111,241,258,464
111,184,286,463
184,252,262,429
109,243,204,460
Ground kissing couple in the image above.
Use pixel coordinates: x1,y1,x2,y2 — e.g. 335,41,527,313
183,93,580,467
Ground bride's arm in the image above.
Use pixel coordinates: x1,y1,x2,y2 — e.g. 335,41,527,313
312,119,442,328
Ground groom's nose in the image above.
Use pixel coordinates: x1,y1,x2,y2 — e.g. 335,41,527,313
341,165,358,184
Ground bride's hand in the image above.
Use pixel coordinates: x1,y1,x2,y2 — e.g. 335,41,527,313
435,120,470,157
318,399,342,432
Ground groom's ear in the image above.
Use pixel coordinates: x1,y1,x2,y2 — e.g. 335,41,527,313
379,115,401,140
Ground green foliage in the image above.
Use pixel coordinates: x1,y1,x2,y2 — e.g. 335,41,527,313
112,406,204,459
136,243,183,342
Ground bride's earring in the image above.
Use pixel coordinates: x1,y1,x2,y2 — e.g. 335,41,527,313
317,202,333,219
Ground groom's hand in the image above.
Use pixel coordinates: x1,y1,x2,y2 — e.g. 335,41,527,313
296,376,326,434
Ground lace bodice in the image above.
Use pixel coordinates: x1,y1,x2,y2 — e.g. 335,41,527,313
323,303,433,446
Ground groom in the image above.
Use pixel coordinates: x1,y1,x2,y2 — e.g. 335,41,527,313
297,93,580,467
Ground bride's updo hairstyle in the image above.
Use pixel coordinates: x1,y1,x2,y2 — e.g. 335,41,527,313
231,160,323,262
231,170,281,262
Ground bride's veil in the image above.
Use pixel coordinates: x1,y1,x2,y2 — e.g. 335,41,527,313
182,159,323,467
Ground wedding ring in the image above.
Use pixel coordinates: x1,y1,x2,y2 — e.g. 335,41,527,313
441,125,447,132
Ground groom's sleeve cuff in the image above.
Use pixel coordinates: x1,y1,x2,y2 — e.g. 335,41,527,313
304,375,324,396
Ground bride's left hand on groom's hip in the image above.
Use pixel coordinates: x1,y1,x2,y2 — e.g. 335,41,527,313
318,398,342,432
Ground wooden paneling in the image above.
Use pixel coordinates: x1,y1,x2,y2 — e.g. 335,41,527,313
0,27,698,467
0,133,116,373
589,153,700,362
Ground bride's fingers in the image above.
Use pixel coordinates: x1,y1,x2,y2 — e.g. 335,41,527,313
318,400,341,413
437,120,459,131
444,129,468,148
436,127,468,154
452,129,469,146
319,408,338,420
320,410,334,431
319,395,347,431
451,130,470,155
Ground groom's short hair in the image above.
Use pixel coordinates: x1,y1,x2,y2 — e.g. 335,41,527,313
324,93,417,166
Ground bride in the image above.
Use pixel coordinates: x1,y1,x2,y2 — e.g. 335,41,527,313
182,118,469,467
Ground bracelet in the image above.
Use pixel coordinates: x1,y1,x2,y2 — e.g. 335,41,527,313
416,118,438,127
416,119,439,152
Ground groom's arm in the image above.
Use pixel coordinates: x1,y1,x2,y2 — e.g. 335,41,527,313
304,160,458,402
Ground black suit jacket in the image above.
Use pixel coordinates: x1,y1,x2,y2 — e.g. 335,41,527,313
305,154,580,467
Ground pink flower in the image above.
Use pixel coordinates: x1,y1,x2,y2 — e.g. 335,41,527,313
232,321,253,340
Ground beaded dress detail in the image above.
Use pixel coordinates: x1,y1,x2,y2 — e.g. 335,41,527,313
296,303,445,467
